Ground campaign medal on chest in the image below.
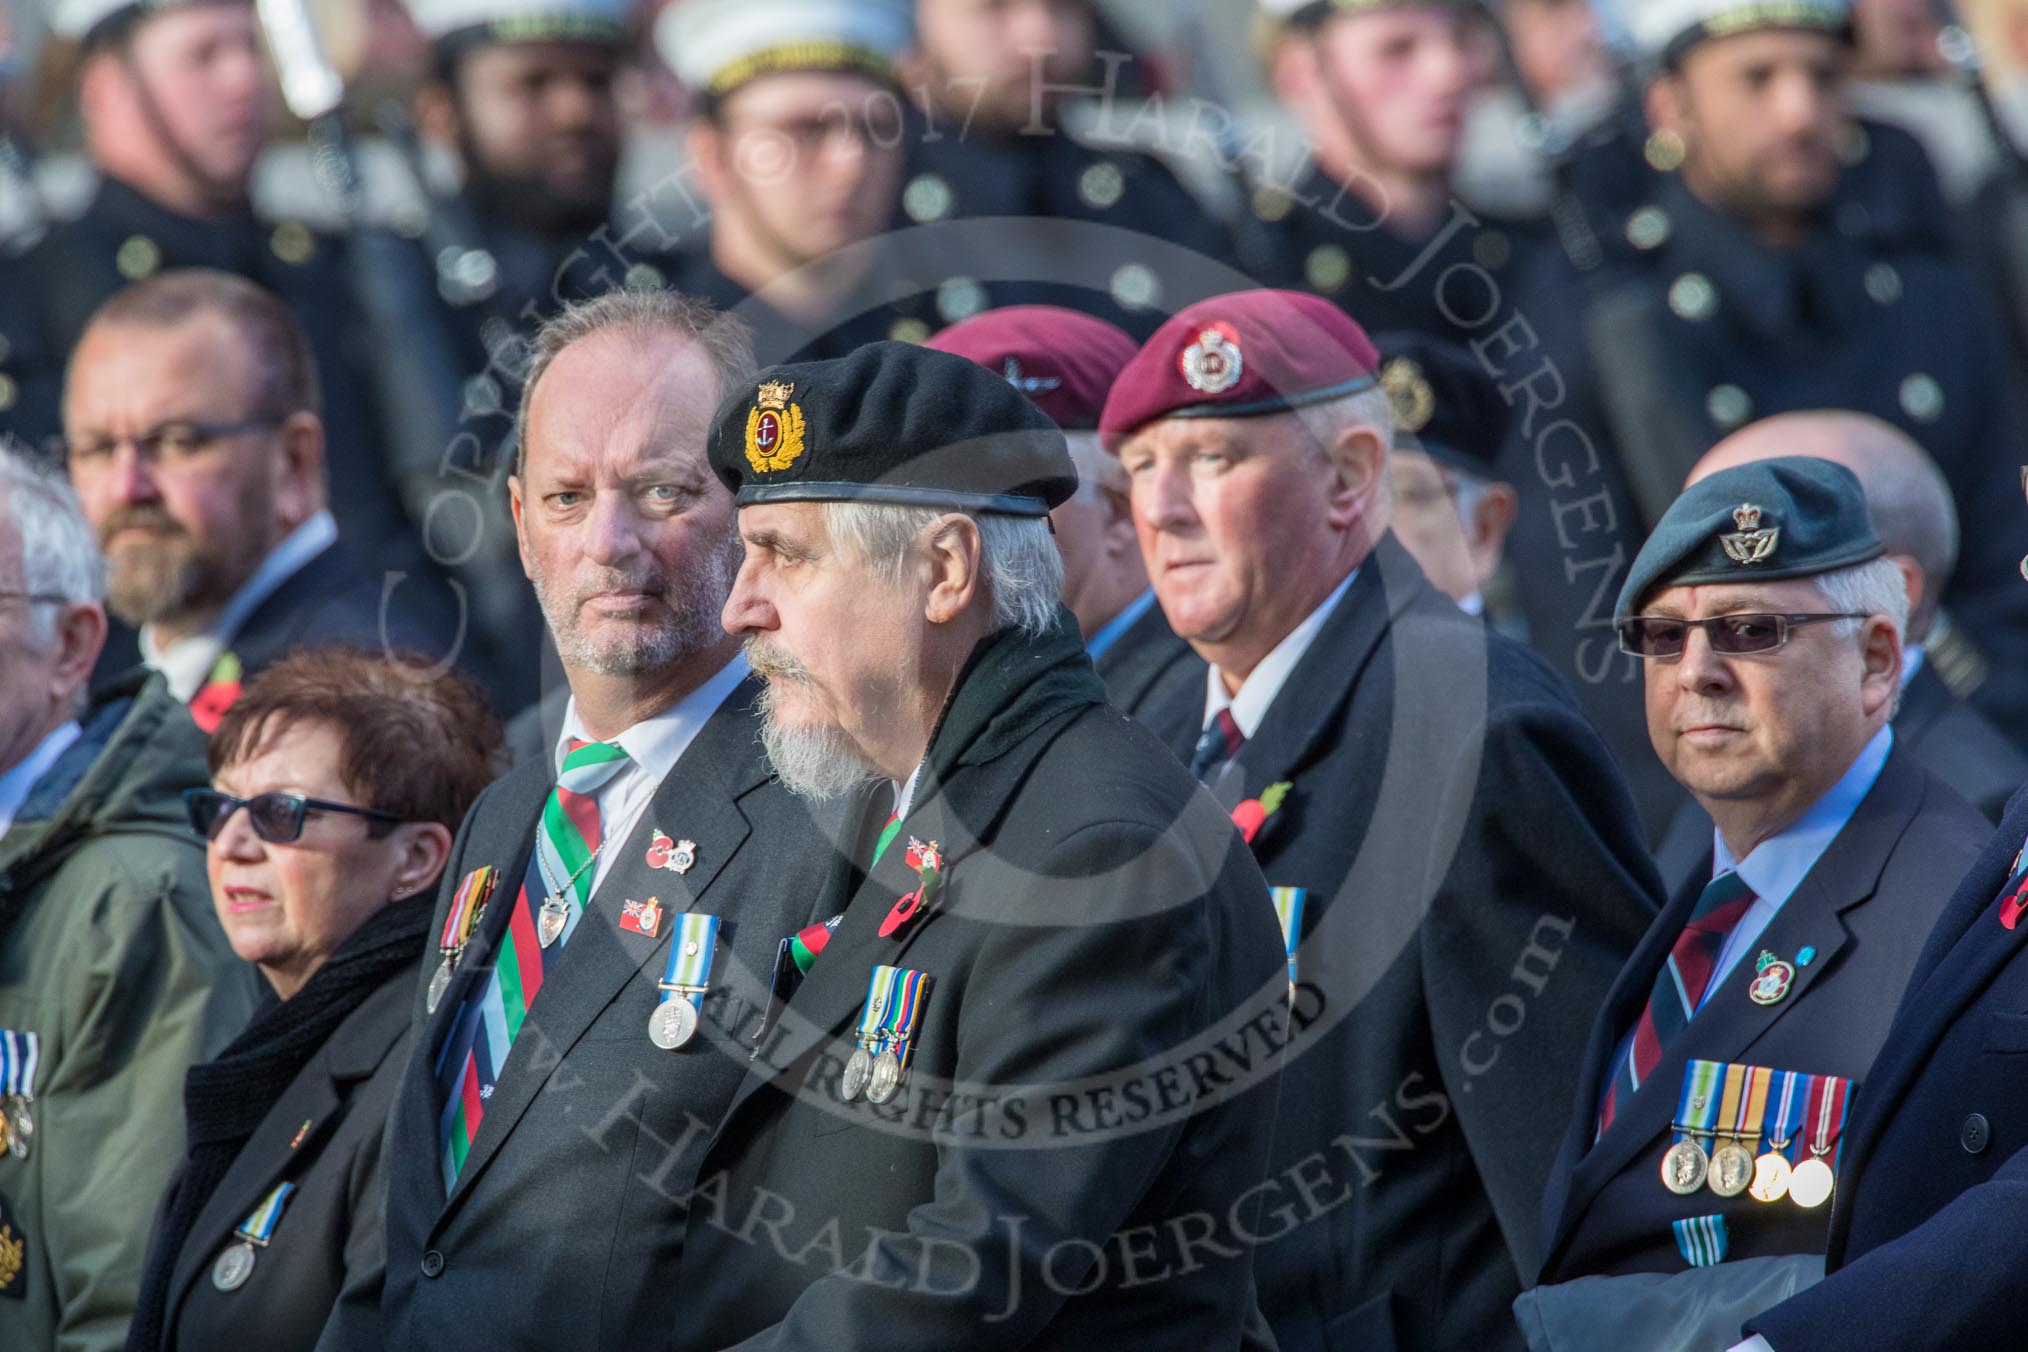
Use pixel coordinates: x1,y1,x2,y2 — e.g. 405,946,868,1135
0,1031,38,1160
211,1180,296,1292
841,965,933,1104
429,867,498,1014
648,912,721,1051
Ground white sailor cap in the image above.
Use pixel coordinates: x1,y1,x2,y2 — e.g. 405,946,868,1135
51,0,243,48
655,0,913,103
1625,0,1851,65
405,0,627,47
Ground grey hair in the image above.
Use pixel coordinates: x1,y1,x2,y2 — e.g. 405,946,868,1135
1294,381,1396,461
0,443,106,647
514,289,758,477
820,503,1064,639
1817,556,1910,641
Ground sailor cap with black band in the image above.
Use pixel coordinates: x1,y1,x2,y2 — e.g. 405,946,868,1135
656,0,913,108
51,0,246,52
1613,456,1884,623
1629,0,1852,68
405,0,627,55
706,341,1078,517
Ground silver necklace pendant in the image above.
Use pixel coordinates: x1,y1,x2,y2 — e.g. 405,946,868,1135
537,895,571,948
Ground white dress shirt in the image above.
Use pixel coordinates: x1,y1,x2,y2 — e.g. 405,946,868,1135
1203,569,1358,739
0,721,82,839
1701,724,1895,1007
554,652,750,899
140,510,340,700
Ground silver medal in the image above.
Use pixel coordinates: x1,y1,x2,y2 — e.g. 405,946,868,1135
537,896,570,948
866,1051,903,1105
649,998,698,1050
1661,1138,1710,1195
5,1099,29,1159
211,1241,257,1292
426,958,452,1014
840,1047,873,1101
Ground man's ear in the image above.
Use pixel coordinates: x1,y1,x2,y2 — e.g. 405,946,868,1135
685,118,730,205
274,412,327,532
1858,614,1904,720
413,79,460,149
51,601,109,708
1890,553,1925,626
1466,482,1517,588
1322,423,1388,531
922,514,984,625
508,473,535,582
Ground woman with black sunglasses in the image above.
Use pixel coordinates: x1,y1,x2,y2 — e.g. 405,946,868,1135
126,648,501,1352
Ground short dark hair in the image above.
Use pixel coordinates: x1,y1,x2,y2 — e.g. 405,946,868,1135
514,288,757,478
77,267,321,415
208,648,504,833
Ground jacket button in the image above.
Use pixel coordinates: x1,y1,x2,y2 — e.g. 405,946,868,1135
421,1249,445,1277
1962,1113,1991,1155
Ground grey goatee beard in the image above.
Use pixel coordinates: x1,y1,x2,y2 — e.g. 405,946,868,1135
533,531,741,676
749,638,883,801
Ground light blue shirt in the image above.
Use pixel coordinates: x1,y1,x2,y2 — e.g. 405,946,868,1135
0,721,82,839
1085,589,1158,665
1701,723,1895,1007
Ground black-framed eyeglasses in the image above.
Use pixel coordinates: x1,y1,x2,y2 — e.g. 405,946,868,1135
183,788,405,845
1617,612,1870,659
64,413,291,469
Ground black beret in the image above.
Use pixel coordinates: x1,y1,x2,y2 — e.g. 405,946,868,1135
707,342,1077,516
1615,456,1885,620
1372,331,1510,478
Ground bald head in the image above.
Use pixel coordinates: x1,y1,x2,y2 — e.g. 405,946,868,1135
1688,411,1957,641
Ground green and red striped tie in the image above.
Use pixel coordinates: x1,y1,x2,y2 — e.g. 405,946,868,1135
434,738,629,1190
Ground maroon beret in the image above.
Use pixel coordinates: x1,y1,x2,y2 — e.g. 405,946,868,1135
1097,289,1382,451
925,305,1139,432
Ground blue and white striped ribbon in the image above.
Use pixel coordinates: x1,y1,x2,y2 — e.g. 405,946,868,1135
0,1030,38,1098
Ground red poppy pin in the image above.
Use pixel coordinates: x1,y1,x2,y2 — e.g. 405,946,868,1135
879,838,946,938
1232,781,1293,846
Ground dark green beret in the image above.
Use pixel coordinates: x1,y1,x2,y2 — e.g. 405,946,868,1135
707,342,1077,517
1614,456,1884,620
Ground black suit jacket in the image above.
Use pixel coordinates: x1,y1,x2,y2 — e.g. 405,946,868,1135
1140,540,1663,1352
152,970,412,1352
93,538,444,694
1745,788,2028,1348
1895,663,2027,823
1093,596,1201,725
670,618,1288,1351
349,676,839,1349
1538,747,1988,1281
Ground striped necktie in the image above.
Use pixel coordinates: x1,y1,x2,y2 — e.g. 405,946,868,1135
1190,708,1245,783
435,738,630,1190
1596,870,1756,1138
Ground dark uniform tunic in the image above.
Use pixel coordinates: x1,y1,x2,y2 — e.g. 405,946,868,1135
1495,122,2028,834
1233,163,1544,346
894,119,1241,339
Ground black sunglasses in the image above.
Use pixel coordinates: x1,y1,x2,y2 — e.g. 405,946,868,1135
1617,612,1870,659
183,788,405,844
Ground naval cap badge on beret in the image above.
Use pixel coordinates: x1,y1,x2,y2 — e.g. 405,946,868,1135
708,341,1078,515
1614,456,1885,621
1098,289,1382,451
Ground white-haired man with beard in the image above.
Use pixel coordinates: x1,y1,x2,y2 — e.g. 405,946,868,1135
332,291,840,1350
662,341,1287,1349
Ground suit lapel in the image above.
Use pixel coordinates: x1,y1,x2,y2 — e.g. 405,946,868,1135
1208,543,1427,824
442,691,768,1213
1835,791,2028,1182
1555,754,1923,1247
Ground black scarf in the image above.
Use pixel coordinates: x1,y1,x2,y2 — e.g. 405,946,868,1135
125,897,432,1351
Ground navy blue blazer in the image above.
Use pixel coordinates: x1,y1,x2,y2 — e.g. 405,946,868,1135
1746,786,2028,1348
1536,748,1987,1281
